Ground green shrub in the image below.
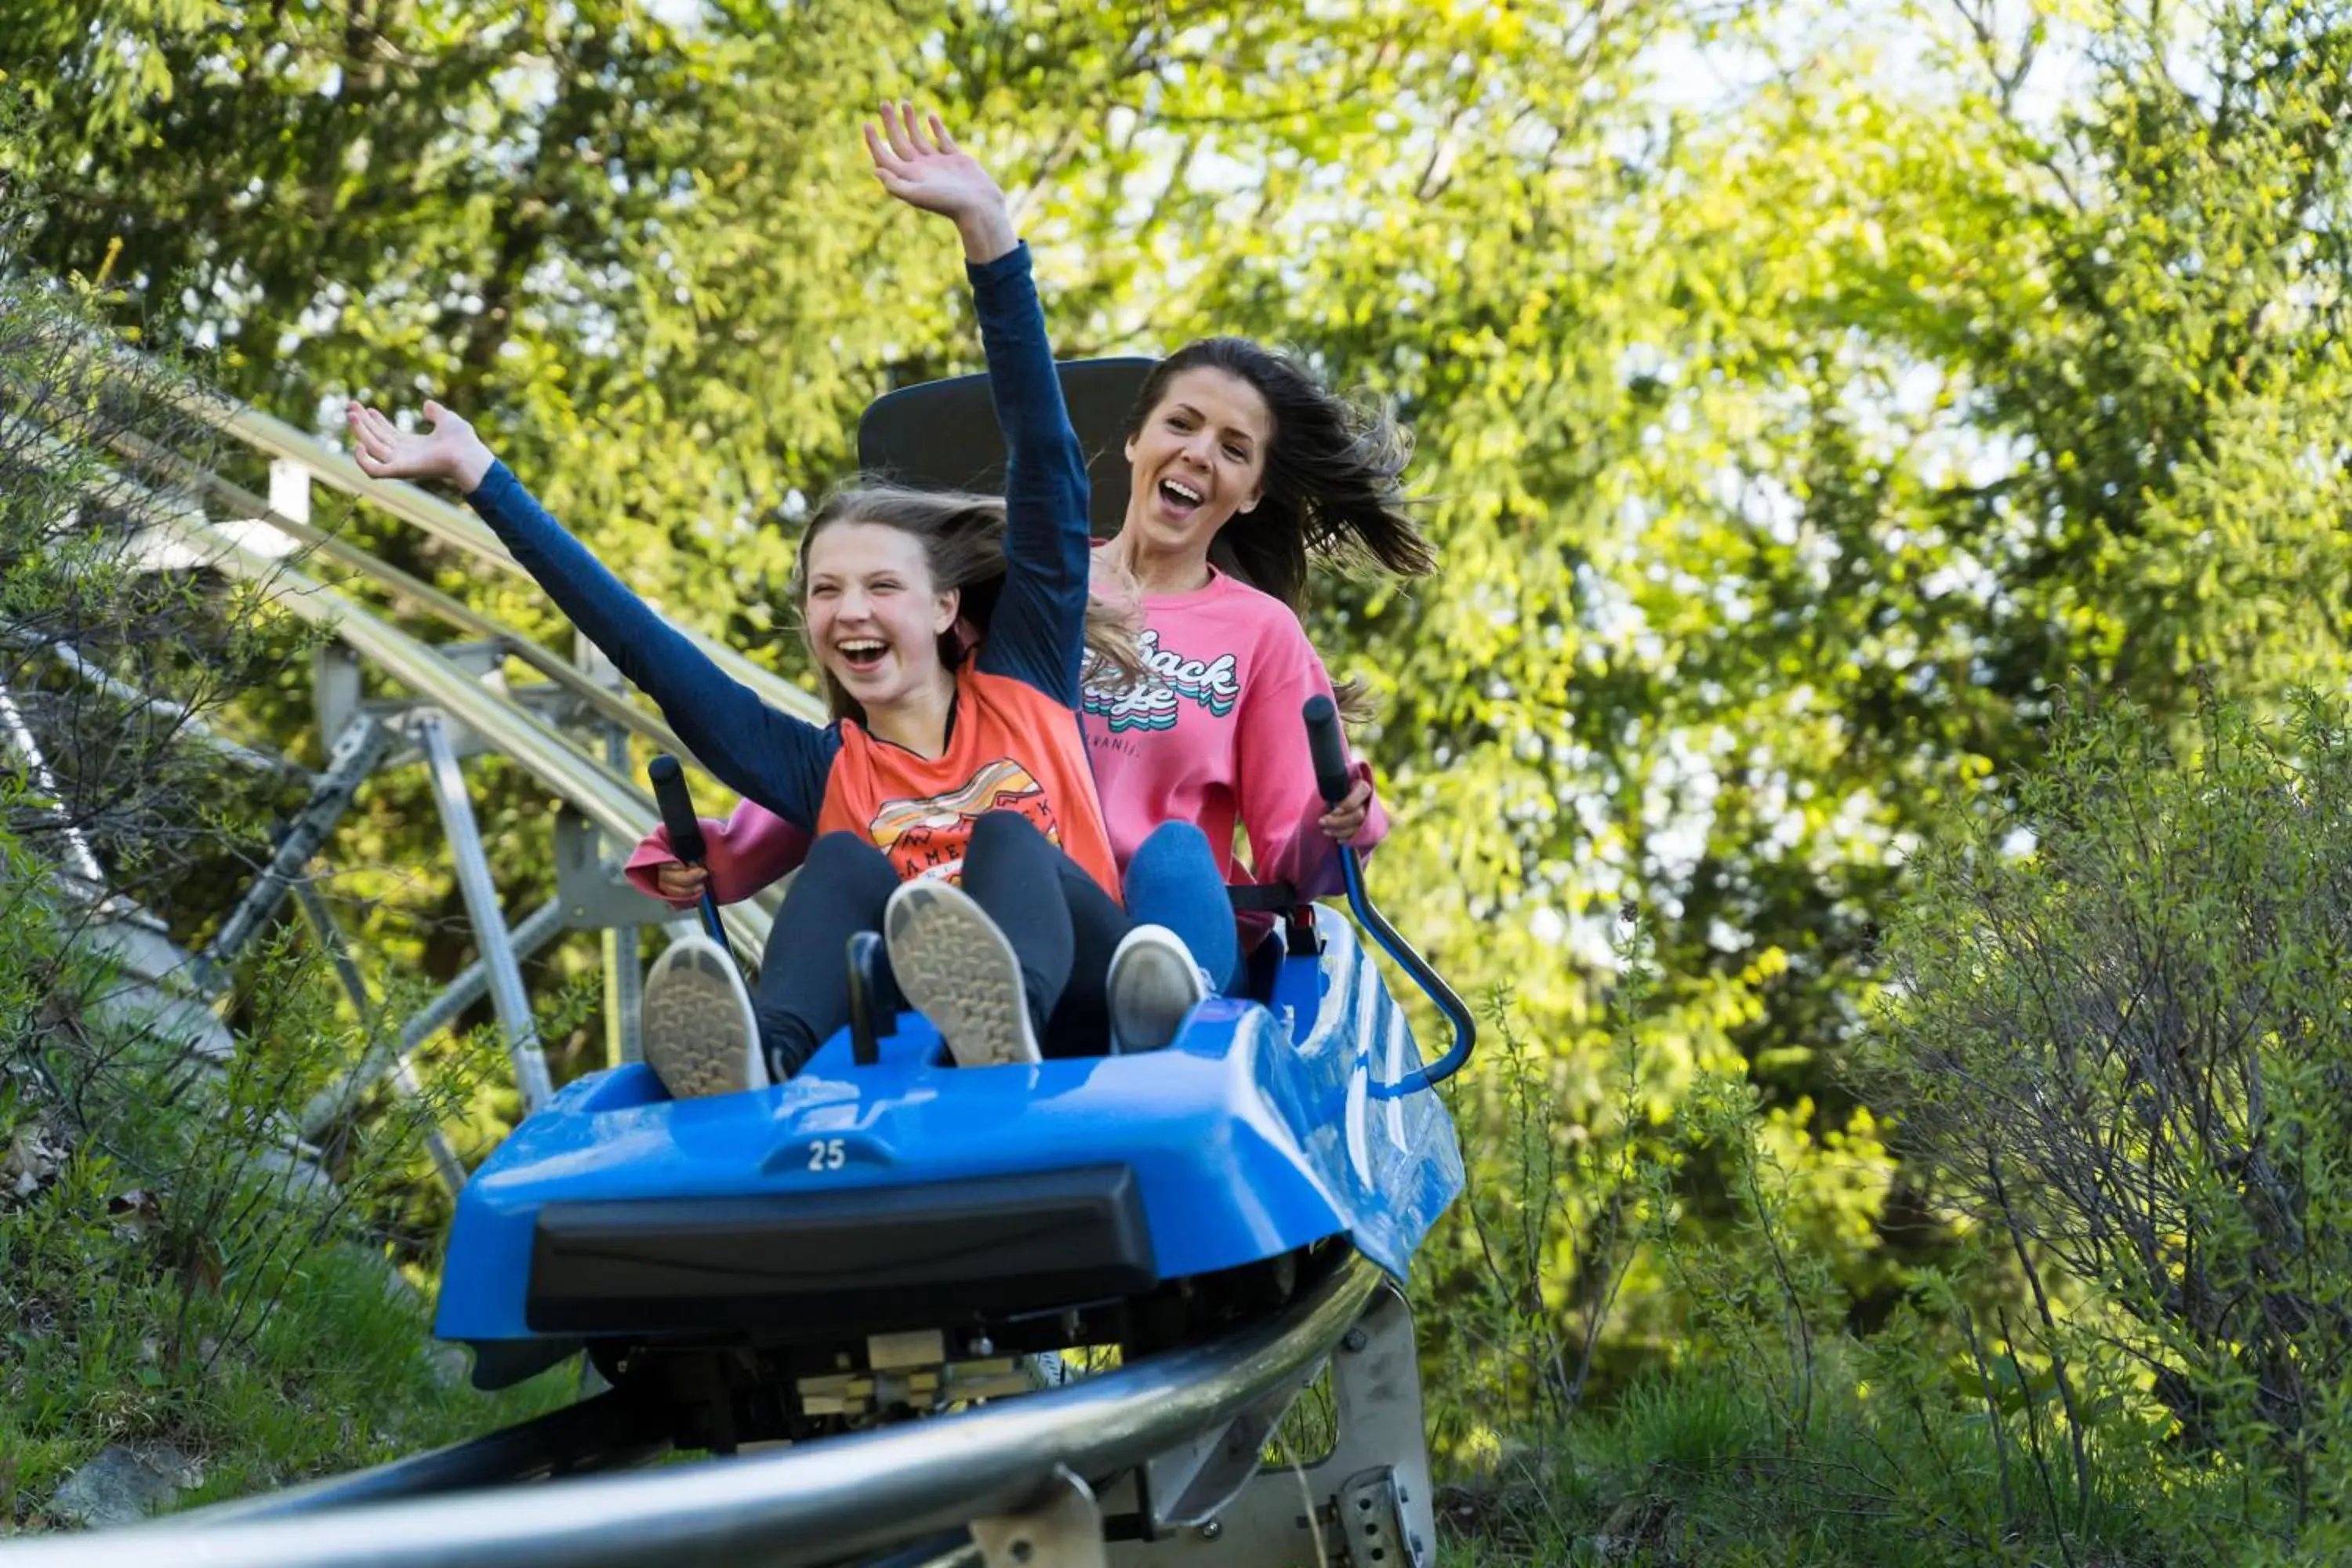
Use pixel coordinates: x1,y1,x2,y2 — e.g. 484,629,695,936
0,102,569,1523
1439,694,2352,1565
1867,691,2352,1548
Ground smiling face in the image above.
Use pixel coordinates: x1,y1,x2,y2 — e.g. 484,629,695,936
800,520,960,713
1121,367,1273,563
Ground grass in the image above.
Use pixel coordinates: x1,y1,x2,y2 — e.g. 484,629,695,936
1428,1350,2182,1568
1,1143,572,1527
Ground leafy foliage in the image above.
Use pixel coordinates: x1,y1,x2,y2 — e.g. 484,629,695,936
24,0,2352,1122
0,137,567,1523
1444,685,2352,1560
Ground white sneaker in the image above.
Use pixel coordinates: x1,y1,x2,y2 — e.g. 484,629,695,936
883,880,1042,1067
1106,924,1211,1054
641,933,769,1098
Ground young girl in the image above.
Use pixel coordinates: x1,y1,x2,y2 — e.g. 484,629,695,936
348,105,1200,1096
634,325,1439,1052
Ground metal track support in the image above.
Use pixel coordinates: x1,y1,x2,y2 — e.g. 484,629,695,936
12,634,308,779
0,677,107,889
197,713,387,988
176,1392,671,1526
268,457,310,531
600,818,646,1068
293,892,569,1139
100,470,779,956
0,1256,1383,1568
418,713,553,1111
290,880,465,1195
579,634,647,1069
971,1469,1108,1568
605,909,644,1067
1105,1283,1436,1567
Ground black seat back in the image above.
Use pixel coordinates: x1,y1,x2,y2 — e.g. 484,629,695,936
857,358,1160,537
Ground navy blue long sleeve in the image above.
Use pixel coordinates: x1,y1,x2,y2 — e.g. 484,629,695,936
966,244,1092,706
463,463,837,832
456,246,1082,837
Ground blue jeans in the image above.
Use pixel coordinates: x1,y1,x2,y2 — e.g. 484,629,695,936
1121,822,1243,995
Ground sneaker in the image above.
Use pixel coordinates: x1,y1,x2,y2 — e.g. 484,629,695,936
641,933,769,1098
1106,924,1212,1054
883,880,1042,1067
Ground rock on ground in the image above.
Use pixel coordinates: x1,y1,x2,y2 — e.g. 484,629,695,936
45,1444,200,1530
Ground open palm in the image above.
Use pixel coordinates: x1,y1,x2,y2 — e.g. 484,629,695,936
346,399,495,492
863,101,1004,224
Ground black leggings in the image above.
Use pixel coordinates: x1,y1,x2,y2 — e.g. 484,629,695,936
753,811,1129,1076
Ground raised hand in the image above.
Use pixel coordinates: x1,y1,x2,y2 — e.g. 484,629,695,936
863,101,1017,263
346,398,496,493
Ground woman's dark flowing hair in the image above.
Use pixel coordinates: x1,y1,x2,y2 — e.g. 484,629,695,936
1123,339,1434,721
1122,338,1435,614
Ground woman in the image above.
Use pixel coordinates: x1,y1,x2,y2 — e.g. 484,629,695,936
1080,334,1435,1036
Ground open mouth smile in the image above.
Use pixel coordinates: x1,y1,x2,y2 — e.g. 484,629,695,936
835,638,889,673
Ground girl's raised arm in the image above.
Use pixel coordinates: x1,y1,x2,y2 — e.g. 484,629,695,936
865,104,1091,706
347,401,834,830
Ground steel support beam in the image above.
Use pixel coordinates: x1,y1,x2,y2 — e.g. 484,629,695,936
61,451,781,958
195,714,388,989
1102,1283,1436,1567
417,713,552,1112
971,1471,1106,1568
295,894,569,1140
580,633,646,1069
123,373,825,721
0,677,107,888
290,880,466,1196
10,635,309,780
602,730,644,1068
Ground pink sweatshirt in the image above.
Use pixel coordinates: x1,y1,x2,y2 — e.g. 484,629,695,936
1076,567,1385,902
626,564,1383,909
624,798,809,906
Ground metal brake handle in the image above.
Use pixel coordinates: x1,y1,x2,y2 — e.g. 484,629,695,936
1294,699,1475,1094
647,753,725,946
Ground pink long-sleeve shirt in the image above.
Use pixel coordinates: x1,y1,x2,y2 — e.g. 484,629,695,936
626,564,1383,911
624,797,809,906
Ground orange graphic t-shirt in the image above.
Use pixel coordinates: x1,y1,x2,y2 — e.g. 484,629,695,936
815,660,1119,897
466,245,1119,912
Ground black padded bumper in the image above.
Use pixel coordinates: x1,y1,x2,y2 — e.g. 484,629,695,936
525,1164,1157,1337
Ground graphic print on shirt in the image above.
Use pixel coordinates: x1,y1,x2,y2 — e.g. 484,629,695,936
866,758,1061,883
1081,628,1242,733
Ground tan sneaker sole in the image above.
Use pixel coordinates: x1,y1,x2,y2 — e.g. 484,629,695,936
641,934,767,1098
1106,924,1209,1053
884,880,1042,1067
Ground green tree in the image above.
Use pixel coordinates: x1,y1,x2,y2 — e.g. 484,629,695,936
13,0,2352,1363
